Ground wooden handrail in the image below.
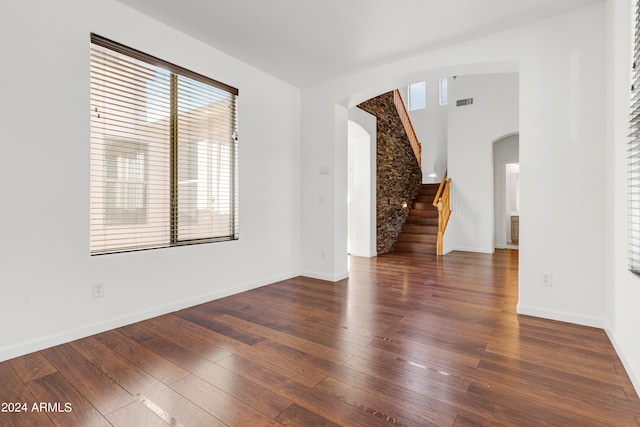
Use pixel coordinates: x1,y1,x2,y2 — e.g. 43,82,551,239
432,170,447,208
433,171,452,256
393,89,421,166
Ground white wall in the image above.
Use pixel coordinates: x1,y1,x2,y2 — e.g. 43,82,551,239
606,0,640,392
348,109,377,258
446,73,519,254
516,6,606,328
300,92,349,281
400,74,449,183
0,0,301,361
300,3,607,335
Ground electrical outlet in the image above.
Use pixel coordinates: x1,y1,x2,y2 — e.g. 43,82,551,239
541,273,552,287
92,282,105,298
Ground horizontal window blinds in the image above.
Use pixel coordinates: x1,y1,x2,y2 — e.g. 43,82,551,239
90,34,238,255
631,2,640,273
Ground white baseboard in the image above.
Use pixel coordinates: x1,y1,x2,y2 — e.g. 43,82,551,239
299,270,349,282
449,246,495,254
349,251,377,258
516,304,604,328
0,271,298,363
441,247,454,255
604,327,640,397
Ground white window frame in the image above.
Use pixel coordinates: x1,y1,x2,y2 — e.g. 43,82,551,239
439,77,448,106
407,81,426,111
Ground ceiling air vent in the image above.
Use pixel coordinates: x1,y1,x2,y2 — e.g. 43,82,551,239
456,98,473,107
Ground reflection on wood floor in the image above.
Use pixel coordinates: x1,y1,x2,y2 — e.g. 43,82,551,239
2,249,639,426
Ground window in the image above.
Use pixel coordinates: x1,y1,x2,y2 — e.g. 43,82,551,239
630,1,640,273
407,81,426,111
105,140,147,225
90,34,239,255
439,77,448,106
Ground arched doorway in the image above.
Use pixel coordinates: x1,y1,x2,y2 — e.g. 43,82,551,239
347,113,376,258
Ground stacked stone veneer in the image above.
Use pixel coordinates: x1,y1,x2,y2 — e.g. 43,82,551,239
358,92,422,254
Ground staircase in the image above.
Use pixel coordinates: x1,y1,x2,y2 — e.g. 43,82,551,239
392,183,440,254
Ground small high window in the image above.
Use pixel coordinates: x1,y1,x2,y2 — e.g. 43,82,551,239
439,77,449,106
407,81,426,111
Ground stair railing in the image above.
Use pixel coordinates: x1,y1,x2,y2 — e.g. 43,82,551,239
393,89,422,166
433,171,452,255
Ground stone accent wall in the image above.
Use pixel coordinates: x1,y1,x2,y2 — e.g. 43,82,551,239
358,92,422,254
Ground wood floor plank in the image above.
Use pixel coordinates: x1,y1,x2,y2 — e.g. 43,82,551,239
466,379,619,427
202,296,300,332
326,360,460,426
27,371,112,427
471,360,640,425
476,356,631,403
275,403,341,427
180,321,329,387
0,362,55,427
216,354,393,426
83,343,228,427
116,322,160,344
9,352,57,383
453,410,506,427
487,327,621,365
120,330,293,417
106,400,178,427
484,339,628,386
187,357,292,418
68,336,113,361
344,352,472,397
2,249,639,425
252,339,347,377
93,329,190,385
40,344,134,415
214,313,353,364
174,308,265,345
281,316,374,350
315,375,456,427
137,316,233,363
170,374,281,426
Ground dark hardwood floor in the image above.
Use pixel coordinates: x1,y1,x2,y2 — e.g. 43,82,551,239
2,250,639,426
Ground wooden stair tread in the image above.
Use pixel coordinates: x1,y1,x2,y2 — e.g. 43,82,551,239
392,183,441,255
392,241,437,254
405,217,438,225
408,209,438,218
397,233,437,243
402,224,438,233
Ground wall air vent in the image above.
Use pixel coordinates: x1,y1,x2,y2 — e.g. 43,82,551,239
456,98,474,107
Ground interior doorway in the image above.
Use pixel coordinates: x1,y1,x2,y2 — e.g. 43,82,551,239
493,134,519,249
347,115,376,259
505,162,520,248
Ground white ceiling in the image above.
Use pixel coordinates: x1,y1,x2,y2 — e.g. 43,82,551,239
117,0,601,88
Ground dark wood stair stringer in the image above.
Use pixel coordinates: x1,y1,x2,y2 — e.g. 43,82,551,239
392,183,440,254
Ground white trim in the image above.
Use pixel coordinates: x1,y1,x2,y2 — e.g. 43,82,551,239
449,246,495,254
605,327,640,396
0,271,298,363
349,251,377,258
300,270,349,282
516,304,604,328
